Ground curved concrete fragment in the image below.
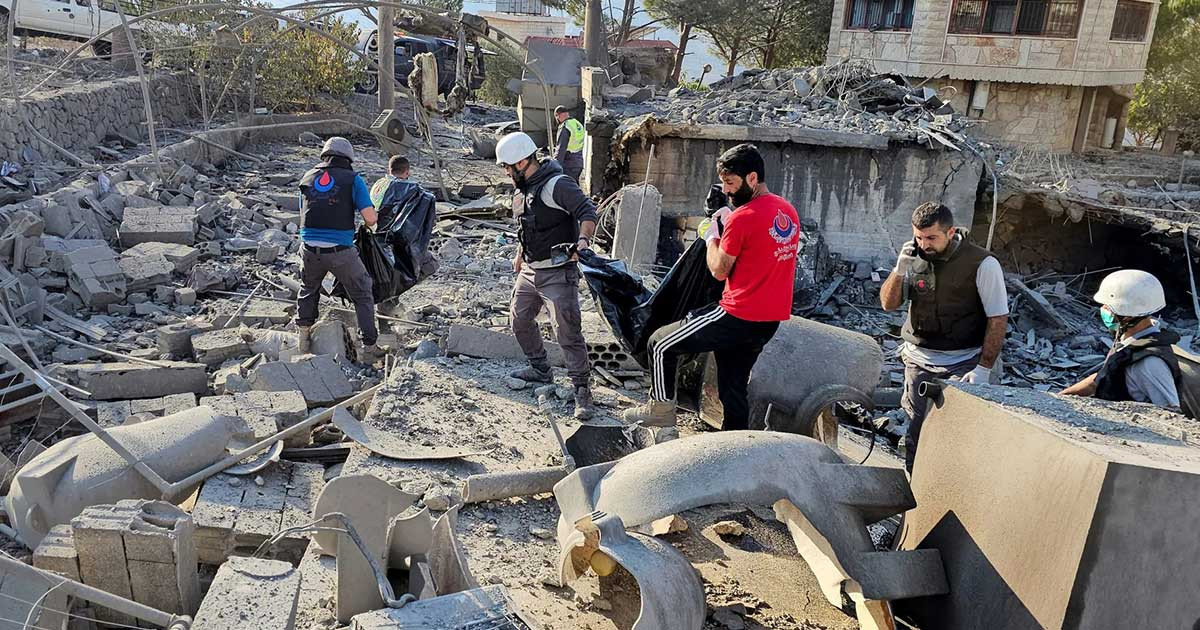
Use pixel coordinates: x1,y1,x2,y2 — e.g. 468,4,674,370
559,511,705,630
7,406,244,547
333,408,492,460
553,431,947,622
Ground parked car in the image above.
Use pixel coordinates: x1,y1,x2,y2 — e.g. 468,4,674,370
354,28,486,96
0,0,146,57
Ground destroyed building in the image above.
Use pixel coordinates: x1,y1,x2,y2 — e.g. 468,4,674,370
827,0,1158,152
1,5,1200,630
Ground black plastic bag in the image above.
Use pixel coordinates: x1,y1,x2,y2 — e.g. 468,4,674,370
380,180,438,294
333,225,398,304
579,239,723,366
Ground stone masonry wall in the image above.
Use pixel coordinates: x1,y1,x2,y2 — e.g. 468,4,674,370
0,74,194,164
623,135,983,262
937,79,1083,152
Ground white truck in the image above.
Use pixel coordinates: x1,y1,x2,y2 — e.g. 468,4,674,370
0,0,136,57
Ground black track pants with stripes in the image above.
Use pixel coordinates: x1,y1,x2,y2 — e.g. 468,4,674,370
646,304,779,430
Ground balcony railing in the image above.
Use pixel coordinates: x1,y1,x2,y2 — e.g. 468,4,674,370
844,0,915,30
949,0,1081,38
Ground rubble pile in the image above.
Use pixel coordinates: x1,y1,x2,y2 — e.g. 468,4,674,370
605,60,976,147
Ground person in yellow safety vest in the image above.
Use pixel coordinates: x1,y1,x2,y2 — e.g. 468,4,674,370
554,105,586,182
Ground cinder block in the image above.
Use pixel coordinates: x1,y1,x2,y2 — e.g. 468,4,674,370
200,390,308,446
123,241,200,273
612,183,662,271
62,361,207,400
118,251,175,292
445,323,566,366
248,356,352,407
71,503,139,626
191,328,254,366
899,385,1200,630
157,321,214,357
65,244,126,306
32,524,80,582
97,392,197,428
192,557,300,630
119,206,198,247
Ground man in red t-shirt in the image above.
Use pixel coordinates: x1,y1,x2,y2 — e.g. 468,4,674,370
623,144,800,429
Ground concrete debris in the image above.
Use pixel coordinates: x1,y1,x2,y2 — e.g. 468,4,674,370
72,500,201,623
96,392,198,428
349,585,534,629
61,360,208,400
191,557,301,630
249,354,354,406
446,323,566,366
606,60,972,148
119,206,199,247
711,521,747,537
65,243,126,306
191,326,256,366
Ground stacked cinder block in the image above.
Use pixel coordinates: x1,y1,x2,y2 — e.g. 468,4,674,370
118,250,175,292
70,500,201,625
199,390,309,446
123,241,200,273
119,206,198,247
96,393,198,428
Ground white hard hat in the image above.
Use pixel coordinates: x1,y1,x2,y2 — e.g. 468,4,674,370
496,132,537,166
1093,269,1166,317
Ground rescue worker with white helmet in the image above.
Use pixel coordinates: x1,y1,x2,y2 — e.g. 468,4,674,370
1061,269,1182,409
497,131,599,419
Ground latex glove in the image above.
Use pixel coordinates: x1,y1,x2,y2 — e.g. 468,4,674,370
895,240,919,275
702,207,732,243
960,364,992,384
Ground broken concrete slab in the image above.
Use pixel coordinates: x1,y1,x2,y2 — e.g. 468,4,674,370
156,321,214,357
217,298,293,327
349,585,533,629
611,183,662,272
7,407,245,546
200,390,309,448
191,327,255,366
899,384,1200,630
73,500,201,619
60,360,207,400
248,355,353,406
191,461,325,565
118,250,175,292
191,557,301,630
65,244,127,306
119,206,198,247
38,236,107,273
96,392,198,428
445,323,565,366
123,240,200,271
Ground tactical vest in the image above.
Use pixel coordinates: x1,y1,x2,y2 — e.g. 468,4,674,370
564,118,585,153
1094,329,1183,403
299,160,357,232
518,174,577,265
901,239,992,351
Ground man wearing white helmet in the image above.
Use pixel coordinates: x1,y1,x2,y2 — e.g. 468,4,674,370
1061,269,1181,409
497,131,599,420
296,137,382,362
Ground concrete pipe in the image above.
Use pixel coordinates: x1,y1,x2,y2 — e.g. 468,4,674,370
697,317,882,441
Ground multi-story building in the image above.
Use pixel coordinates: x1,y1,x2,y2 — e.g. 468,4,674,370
479,0,568,45
826,0,1159,151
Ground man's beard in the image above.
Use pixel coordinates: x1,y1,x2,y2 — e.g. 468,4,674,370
511,170,527,189
729,181,754,207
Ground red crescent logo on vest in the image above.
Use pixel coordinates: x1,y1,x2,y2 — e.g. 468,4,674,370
313,170,335,192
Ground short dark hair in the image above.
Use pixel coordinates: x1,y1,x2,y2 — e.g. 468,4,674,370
912,202,954,230
388,155,410,175
716,144,765,183
554,105,569,115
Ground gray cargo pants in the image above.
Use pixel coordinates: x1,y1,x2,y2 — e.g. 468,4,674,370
901,354,1002,472
297,245,378,345
510,264,590,387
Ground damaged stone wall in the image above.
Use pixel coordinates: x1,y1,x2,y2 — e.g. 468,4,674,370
621,134,982,262
936,81,1083,152
0,74,194,162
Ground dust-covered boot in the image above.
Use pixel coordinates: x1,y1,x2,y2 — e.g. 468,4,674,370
573,386,596,420
359,343,386,363
297,326,311,354
510,364,553,384
622,400,676,427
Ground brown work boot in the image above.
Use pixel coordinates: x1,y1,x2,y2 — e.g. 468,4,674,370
622,400,676,427
573,386,596,421
359,343,387,363
510,364,553,384
297,326,311,354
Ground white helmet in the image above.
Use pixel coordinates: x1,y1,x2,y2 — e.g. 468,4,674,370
1093,269,1166,317
496,132,537,166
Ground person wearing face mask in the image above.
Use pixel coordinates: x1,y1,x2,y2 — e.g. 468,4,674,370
496,132,599,420
623,144,800,430
1061,270,1182,411
880,201,1009,472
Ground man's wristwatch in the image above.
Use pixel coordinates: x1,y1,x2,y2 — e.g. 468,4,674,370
577,236,591,248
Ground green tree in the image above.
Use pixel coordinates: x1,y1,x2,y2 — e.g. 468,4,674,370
1128,0,1200,146
477,42,523,106
752,0,832,68
644,0,725,83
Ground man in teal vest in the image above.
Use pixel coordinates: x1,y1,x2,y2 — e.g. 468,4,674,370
554,105,585,182
880,202,1009,472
